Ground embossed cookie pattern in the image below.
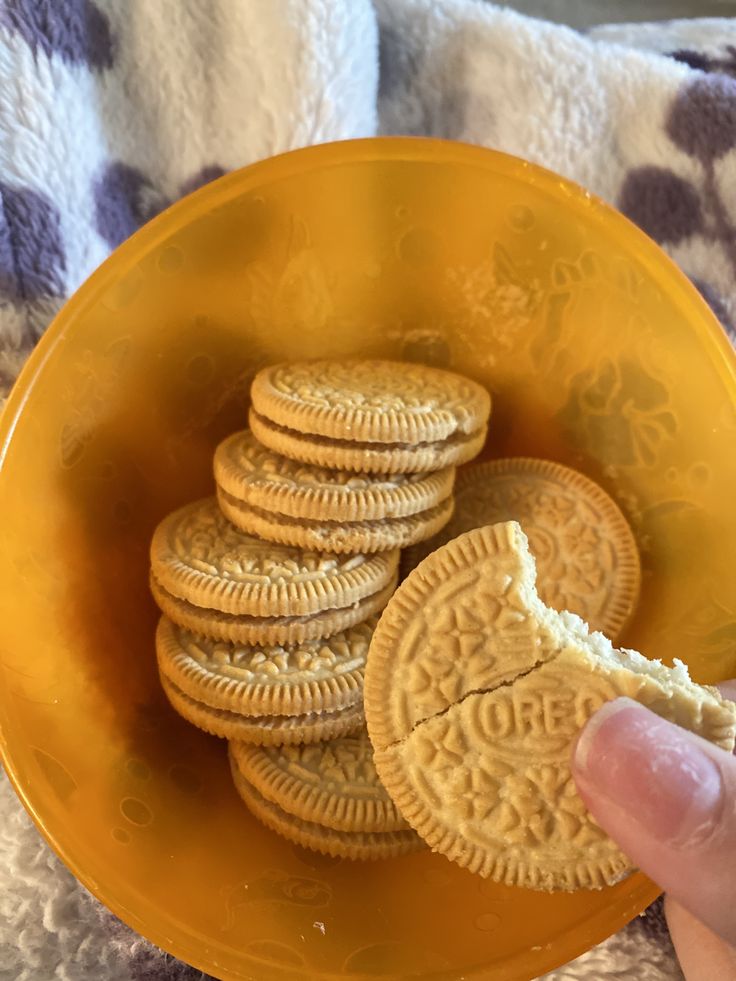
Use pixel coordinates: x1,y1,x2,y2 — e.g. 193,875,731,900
151,497,399,616
251,359,491,441
366,522,736,891
403,458,641,638
229,733,424,860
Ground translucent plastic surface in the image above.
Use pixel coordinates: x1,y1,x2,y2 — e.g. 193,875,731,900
1,139,735,981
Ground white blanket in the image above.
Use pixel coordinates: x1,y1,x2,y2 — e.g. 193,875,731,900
2,1,735,977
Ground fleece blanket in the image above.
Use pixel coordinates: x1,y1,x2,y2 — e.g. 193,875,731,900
2,1,735,977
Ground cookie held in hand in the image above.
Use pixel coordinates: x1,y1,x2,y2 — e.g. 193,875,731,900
365,522,736,891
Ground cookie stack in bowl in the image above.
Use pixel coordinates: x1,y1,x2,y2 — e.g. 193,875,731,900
149,357,491,856
219,357,490,552
214,430,457,554
150,496,396,745
228,730,423,860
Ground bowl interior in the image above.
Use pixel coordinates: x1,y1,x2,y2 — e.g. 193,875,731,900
1,139,735,981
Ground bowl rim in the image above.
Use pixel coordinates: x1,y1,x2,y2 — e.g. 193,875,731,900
3,135,735,449
1,136,734,981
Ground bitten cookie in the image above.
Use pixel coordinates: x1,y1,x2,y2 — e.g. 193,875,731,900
403,457,641,638
365,522,736,892
249,359,490,473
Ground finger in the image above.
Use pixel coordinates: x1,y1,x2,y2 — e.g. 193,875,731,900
571,698,736,946
665,897,736,981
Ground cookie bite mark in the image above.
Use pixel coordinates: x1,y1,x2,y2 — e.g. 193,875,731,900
403,457,641,639
365,522,736,891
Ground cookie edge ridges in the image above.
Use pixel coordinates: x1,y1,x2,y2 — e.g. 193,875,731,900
230,739,408,833
454,457,642,637
214,430,457,521
217,488,454,554
150,572,398,645
250,409,488,474
156,615,365,717
160,674,364,744
250,360,491,443
229,752,424,860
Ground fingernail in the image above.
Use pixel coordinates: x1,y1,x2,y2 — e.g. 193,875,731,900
573,698,724,848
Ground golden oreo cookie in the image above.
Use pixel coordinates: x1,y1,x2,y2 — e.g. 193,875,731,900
249,410,487,475
249,359,490,473
150,496,399,620
150,573,397,646
160,675,363,745
229,761,421,861
217,486,454,554
251,359,491,444
403,458,641,638
366,523,736,891
214,430,455,521
157,615,374,737
230,730,407,833
229,732,423,860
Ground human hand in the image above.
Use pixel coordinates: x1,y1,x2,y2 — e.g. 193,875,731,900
571,682,736,981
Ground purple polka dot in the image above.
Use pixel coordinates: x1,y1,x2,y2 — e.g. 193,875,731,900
619,167,703,245
667,76,736,161
668,49,711,72
130,948,216,980
638,898,670,943
94,162,170,249
692,277,735,339
179,166,227,198
378,25,411,99
668,46,736,80
0,183,66,302
1,0,115,70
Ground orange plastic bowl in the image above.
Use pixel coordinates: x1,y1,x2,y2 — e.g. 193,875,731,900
1,139,735,981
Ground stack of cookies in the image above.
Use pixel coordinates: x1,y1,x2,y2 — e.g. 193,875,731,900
229,731,423,860
149,357,491,856
147,357,736,881
150,496,398,744
216,358,491,552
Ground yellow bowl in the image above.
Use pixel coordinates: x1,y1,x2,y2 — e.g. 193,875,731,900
1,138,735,981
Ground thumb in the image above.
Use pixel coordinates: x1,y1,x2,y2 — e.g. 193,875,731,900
571,697,736,947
